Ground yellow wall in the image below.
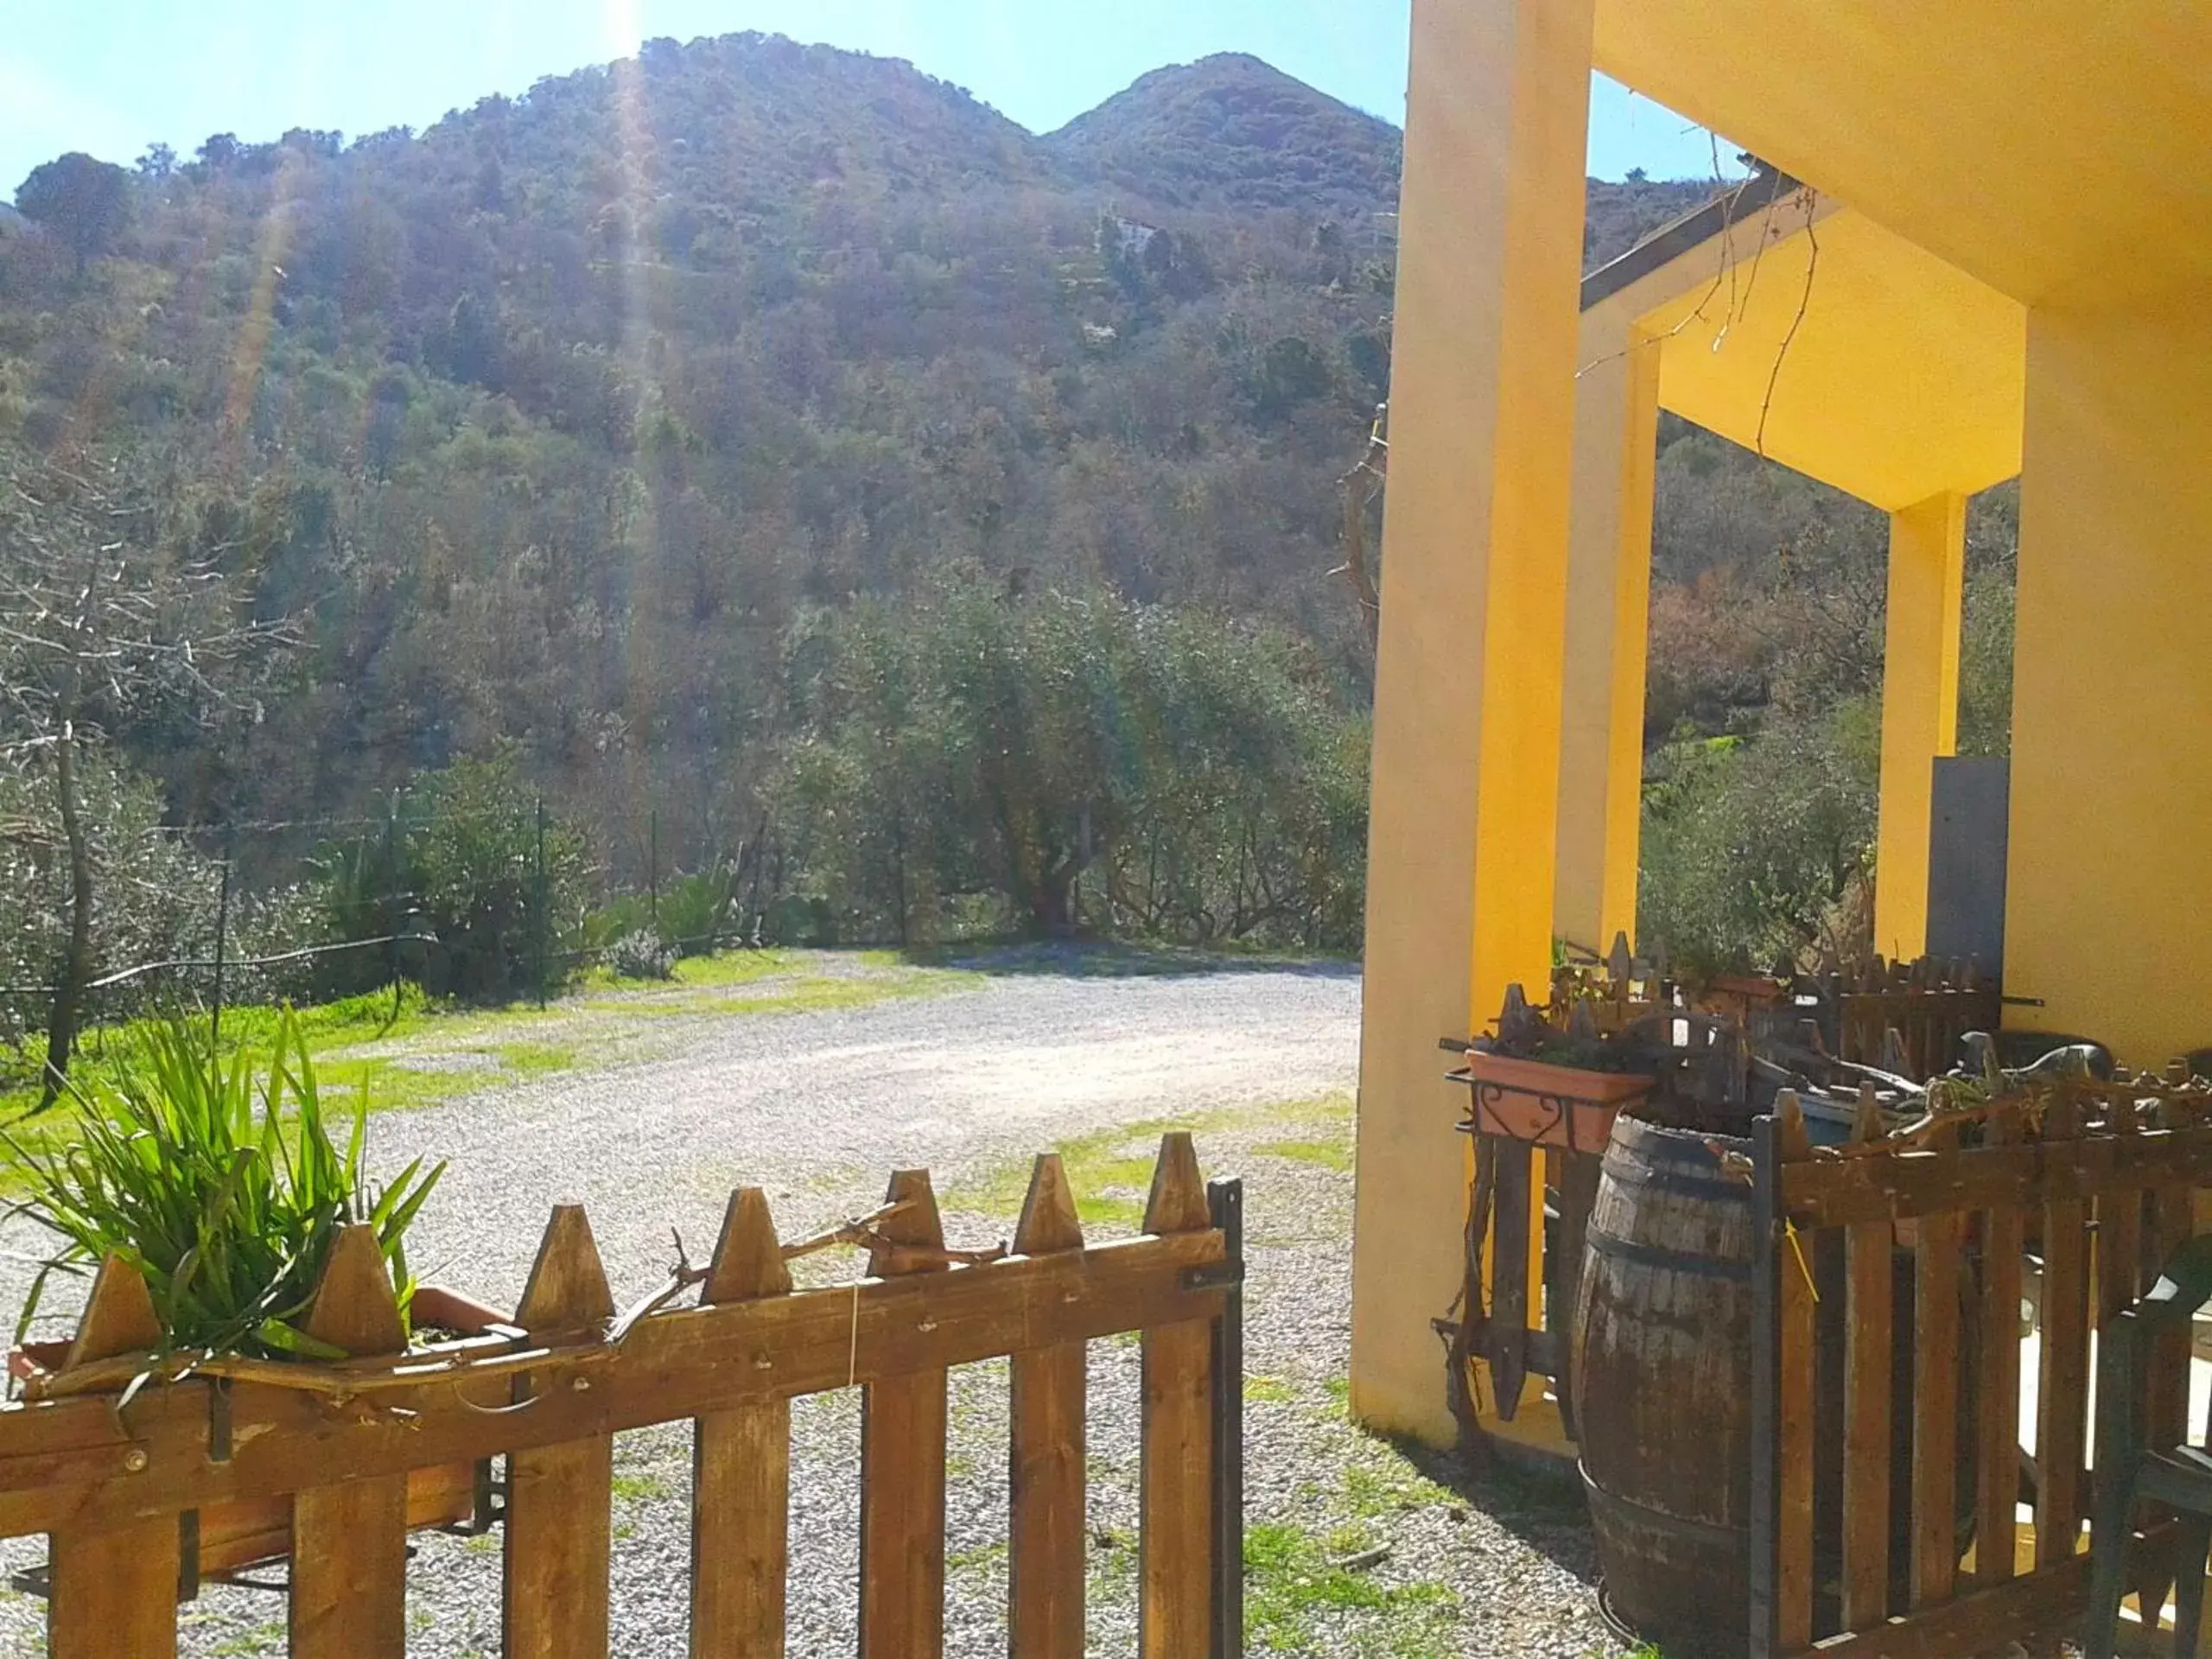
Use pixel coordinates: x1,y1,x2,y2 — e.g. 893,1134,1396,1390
2004,305,2212,1064
1351,0,1593,1449
1872,492,1965,960
1554,322,1660,957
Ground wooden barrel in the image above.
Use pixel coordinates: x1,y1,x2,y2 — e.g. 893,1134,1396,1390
1574,1119,1984,1655
1573,1116,1757,1658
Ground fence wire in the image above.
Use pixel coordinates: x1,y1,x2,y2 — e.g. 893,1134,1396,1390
0,798,779,1090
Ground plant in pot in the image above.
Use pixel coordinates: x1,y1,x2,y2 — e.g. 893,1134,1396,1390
3,1012,493,1577
1458,982,1657,1152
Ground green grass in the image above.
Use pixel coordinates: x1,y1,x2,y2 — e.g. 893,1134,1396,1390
950,1116,1175,1227
694,970,978,1020
0,950,975,1181
668,949,808,988
947,1092,1354,1230
1254,1135,1354,1173
1244,1374,1297,1404
610,1471,672,1503
204,1622,286,1656
947,1539,1007,1572
1243,1520,1455,1654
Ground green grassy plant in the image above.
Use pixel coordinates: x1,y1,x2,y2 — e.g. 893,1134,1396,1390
4,1012,444,1360
1254,1135,1353,1172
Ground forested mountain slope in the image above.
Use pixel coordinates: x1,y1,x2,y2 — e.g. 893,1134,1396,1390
0,35,1711,846
1045,53,1403,214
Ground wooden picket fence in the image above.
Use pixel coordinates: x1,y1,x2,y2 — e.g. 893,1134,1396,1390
1834,957,2004,1082
1749,1080,2208,1657
0,1134,1244,1659
1739,956,2002,1083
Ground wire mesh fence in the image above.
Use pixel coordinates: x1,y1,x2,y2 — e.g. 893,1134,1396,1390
0,795,782,1096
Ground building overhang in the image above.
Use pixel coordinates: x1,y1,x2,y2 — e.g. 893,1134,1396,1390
1591,1,2212,310
1582,179,2025,511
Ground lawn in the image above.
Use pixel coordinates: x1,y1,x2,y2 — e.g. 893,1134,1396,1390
0,949,980,1172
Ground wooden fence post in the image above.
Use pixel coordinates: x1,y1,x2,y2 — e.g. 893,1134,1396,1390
693,1188,793,1659
2036,1096,2091,1570
1840,1115,1893,1629
1910,1125,1963,1608
1007,1155,1087,1659
1140,1132,1214,1659
1974,1102,2025,1590
48,1255,177,1659
1207,1176,1245,1659
859,1170,950,1659
505,1204,618,1659
1750,1096,1816,1658
290,1225,412,1658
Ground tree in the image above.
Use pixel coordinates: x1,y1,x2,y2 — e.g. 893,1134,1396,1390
0,454,283,1102
772,574,1369,948
14,153,130,277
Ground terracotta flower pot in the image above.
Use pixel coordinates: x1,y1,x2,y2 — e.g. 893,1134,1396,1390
1459,1050,1653,1153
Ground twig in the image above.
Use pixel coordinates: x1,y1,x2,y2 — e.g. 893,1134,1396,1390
1755,203,1819,458
777,1197,918,1264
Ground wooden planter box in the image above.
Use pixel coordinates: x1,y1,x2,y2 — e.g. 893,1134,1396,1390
9,1282,505,1583
1458,1051,1653,1153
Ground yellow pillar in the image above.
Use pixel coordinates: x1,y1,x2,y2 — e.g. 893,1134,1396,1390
1351,0,1594,1447
1872,491,1967,961
1555,324,1662,957
2005,307,2212,1065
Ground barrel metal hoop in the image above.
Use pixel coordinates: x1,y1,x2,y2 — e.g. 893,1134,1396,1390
1596,1160,1756,1200
1581,1467,1749,1549
1585,1230,1754,1281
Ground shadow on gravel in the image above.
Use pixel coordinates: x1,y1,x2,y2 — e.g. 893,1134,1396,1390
920,940,1362,981
1392,1434,1605,1586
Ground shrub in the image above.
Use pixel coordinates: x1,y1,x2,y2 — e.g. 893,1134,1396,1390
6,1012,444,1359
654,868,745,956
1637,702,1878,977
607,929,677,982
582,867,741,961
309,754,587,1004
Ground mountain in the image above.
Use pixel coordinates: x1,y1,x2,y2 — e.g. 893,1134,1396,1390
1045,54,1402,216
0,32,1727,861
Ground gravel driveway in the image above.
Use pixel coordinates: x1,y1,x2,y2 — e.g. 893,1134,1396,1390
0,952,1634,1657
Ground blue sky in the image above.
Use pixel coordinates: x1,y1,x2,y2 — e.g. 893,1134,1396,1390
3,0,1737,196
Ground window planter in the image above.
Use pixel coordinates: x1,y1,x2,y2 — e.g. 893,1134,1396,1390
1456,1050,1654,1153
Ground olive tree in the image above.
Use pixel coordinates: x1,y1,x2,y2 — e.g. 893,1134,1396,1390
0,454,281,1101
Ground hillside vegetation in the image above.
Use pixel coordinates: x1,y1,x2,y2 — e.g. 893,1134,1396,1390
0,31,2015,1059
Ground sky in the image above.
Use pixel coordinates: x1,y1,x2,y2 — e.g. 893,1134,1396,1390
3,0,1738,198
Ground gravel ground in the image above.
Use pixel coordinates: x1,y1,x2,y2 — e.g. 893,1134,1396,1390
0,950,1636,1657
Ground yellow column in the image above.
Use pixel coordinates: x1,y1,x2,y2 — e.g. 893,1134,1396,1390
1351,0,1595,1447
2005,308,2212,1065
1872,491,1967,961
1555,324,1662,957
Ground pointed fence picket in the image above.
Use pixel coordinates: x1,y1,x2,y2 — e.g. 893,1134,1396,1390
0,1135,1244,1658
